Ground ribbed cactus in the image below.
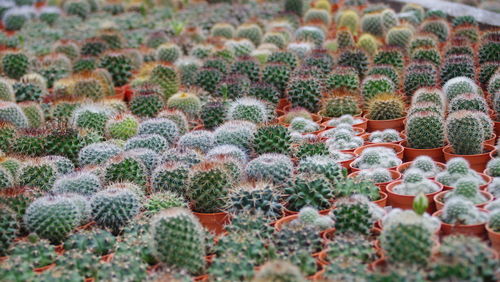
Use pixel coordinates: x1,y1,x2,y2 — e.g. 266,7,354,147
338,10,359,34
285,173,333,211
286,75,321,112
0,101,29,128
188,161,232,213
253,124,291,155
0,206,17,256
24,195,81,242
366,93,405,120
130,83,165,118
150,208,205,275
17,159,58,191
245,153,293,184
150,64,179,99
79,141,123,166
2,52,29,80
52,171,102,196
152,161,189,194
406,111,445,149
446,110,484,155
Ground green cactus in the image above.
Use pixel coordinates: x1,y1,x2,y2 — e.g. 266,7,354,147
404,62,438,97
1,52,29,80
10,238,57,268
200,101,226,129
78,141,122,166
337,49,369,78
479,33,500,64
214,120,256,152
446,110,484,155
188,161,232,213
52,171,102,196
326,66,360,91
285,173,333,211
253,261,306,282
130,83,165,118
226,182,283,220
406,111,445,149
252,124,291,155
0,206,18,256
440,197,488,225
103,153,147,187
99,53,132,87
361,12,384,37
366,93,405,120
440,55,475,84
245,153,293,184
286,75,321,112
151,161,189,194
91,187,141,234
63,229,115,256
144,191,187,217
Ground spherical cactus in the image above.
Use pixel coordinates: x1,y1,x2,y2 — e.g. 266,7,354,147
1,51,29,80
99,52,132,87
356,33,379,57
214,74,250,100
150,208,205,275
63,0,90,19
373,47,405,70
105,114,139,141
150,64,179,99
245,153,293,184
326,66,360,91
103,153,147,187
263,32,287,49
298,155,345,183
284,0,305,16
175,57,201,86
156,43,181,63
297,206,320,224
71,104,114,134
210,23,235,39
253,260,305,282
78,141,123,167
446,110,484,155
366,93,405,120
17,159,58,191
337,49,369,78
444,178,486,204
386,25,413,48
161,147,203,167
19,102,44,128
165,92,202,117
321,93,361,118
207,144,248,164
152,161,189,194
226,181,283,220
188,161,232,213
224,38,255,57
448,93,488,114
177,130,213,153
130,83,165,118
479,33,500,64
285,173,333,211
286,75,322,112
421,19,449,42
195,67,222,94
0,206,17,256
226,97,269,124
138,117,179,146
262,62,291,94
0,78,15,102
295,26,325,47
404,62,438,97
124,134,168,153
380,214,435,267
24,195,81,242
337,10,359,34
361,75,395,102
52,171,102,196
333,195,377,235
406,111,445,149
44,155,74,176
440,54,475,84
91,187,141,234
230,56,260,82
200,101,226,130
440,197,487,225
214,120,256,152
236,23,263,46
253,124,291,155
443,76,479,102
304,8,330,26
336,28,356,50
2,8,28,31
411,47,441,66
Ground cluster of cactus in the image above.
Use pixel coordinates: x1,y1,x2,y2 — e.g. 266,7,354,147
392,168,441,195
351,147,401,169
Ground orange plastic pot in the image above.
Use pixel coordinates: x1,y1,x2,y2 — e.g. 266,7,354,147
276,98,290,112
354,143,404,160
494,121,500,142
365,116,405,132
34,263,55,273
396,161,446,178
349,162,399,173
101,253,114,263
372,191,388,208
442,173,492,191
486,225,500,254
348,170,401,193
484,134,497,146
401,141,445,163
283,207,331,216
193,274,209,282
321,227,381,242
274,214,298,231
386,180,443,213
193,211,230,235
433,209,488,238
338,152,357,173
443,144,496,172
434,190,493,211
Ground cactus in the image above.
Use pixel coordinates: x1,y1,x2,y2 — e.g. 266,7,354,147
19,102,44,128
195,67,222,94
326,66,360,91
352,147,401,169
207,144,248,164
236,23,263,46
380,212,435,267
337,10,359,34
443,76,479,102
357,168,392,183
263,32,287,49
253,261,305,282
361,75,395,102
253,124,291,155
333,195,380,235
285,173,333,211
392,169,441,195
24,195,81,242
151,161,189,194
150,208,205,274
263,62,291,94
2,8,28,31
245,153,293,184
225,38,255,57
144,191,187,217
17,159,58,191
211,23,235,39
304,8,330,26
0,78,14,102
71,104,113,134
479,33,500,64
99,53,132,87
125,134,167,153
404,62,438,97
130,83,165,118
336,28,355,50
226,97,269,124
103,153,147,187
440,197,488,225
10,238,57,268
188,161,232,213
298,155,345,183
443,178,486,205
356,33,378,57
105,114,138,140
214,120,256,152
337,49,369,78
2,52,29,80
406,111,445,149
150,64,180,99
44,155,74,175
446,110,484,155
440,55,475,85
200,101,226,129
366,93,405,120
91,187,141,234
368,129,401,143
386,25,413,48
10,129,45,157
156,43,181,64
161,147,203,167
361,12,384,37
52,171,102,196
78,141,122,167
230,56,260,82
373,47,405,70
286,75,321,112
0,206,18,256
226,182,283,219
421,19,449,42
321,93,361,118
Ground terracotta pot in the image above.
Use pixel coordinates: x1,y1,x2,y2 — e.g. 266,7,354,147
101,253,114,263
34,263,55,273
442,144,496,172
114,84,133,101
274,215,298,231
348,170,401,193
353,143,404,160
109,89,125,101
372,191,388,208
396,161,446,179
442,173,492,191
365,116,406,132
485,134,497,146
386,180,443,213
193,211,230,235
319,127,365,139
309,268,325,280
362,132,406,146
433,209,488,238
193,274,209,282
494,121,500,141
76,221,96,231
276,98,290,112
147,263,161,274
486,225,500,254
321,227,381,242
338,152,357,173
434,190,493,211
401,141,445,163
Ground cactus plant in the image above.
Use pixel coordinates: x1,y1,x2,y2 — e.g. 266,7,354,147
366,93,405,120
446,110,485,155
226,181,283,219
